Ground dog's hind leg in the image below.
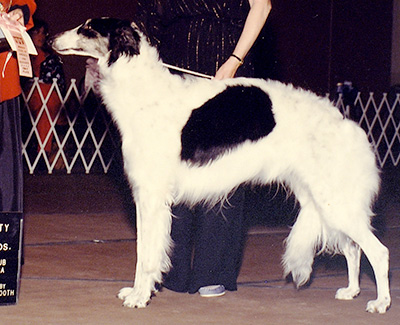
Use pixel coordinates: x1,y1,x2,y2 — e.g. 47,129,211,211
118,191,173,308
346,227,391,313
282,192,322,287
335,239,361,300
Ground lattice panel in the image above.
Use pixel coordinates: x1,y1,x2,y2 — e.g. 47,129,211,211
336,92,400,167
21,78,121,174
21,79,400,174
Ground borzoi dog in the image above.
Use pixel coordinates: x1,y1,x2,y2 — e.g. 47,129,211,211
52,18,390,313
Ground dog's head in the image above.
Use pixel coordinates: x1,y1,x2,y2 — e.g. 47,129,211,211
52,17,141,66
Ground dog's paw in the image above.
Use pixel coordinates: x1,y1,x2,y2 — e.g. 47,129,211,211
335,286,360,300
366,297,391,314
118,287,135,300
117,287,151,308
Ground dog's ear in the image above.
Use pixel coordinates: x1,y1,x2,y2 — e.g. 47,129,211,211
108,24,140,66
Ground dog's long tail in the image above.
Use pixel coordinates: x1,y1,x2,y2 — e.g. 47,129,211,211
282,196,323,287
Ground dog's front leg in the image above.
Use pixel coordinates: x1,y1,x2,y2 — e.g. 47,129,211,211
118,191,173,308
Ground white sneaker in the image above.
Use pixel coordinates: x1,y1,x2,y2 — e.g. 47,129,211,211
198,285,226,297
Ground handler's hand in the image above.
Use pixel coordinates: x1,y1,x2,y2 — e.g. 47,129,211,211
214,56,242,80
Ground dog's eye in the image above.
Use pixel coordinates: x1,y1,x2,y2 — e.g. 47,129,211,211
78,24,98,38
80,24,92,31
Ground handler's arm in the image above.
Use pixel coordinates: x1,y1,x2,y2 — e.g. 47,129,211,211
214,0,271,80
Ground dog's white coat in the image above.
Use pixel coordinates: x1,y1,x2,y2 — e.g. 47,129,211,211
52,18,391,313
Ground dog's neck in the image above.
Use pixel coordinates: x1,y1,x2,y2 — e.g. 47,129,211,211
98,36,185,97
96,33,223,127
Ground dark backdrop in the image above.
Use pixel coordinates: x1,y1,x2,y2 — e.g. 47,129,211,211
34,0,393,94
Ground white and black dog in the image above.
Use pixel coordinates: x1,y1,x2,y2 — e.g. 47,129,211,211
52,18,390,313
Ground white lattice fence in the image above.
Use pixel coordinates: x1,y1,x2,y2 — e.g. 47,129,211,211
336,92,400,167
21,78,121,174
21,79,400,174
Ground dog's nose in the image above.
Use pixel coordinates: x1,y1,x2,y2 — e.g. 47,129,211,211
48,36,60,51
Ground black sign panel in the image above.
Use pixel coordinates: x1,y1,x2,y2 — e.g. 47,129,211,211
0,213,23,305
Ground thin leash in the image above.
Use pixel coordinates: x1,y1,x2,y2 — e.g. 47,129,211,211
162,63,213,79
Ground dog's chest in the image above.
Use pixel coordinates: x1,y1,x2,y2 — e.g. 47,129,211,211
180,85,276,165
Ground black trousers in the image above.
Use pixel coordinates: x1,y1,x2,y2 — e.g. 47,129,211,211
0,97,23,213
163,187,246,293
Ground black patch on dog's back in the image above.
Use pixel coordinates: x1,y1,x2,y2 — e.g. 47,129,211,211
181,86,275,164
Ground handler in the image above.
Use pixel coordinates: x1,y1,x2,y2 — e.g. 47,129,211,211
136,0,272,297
